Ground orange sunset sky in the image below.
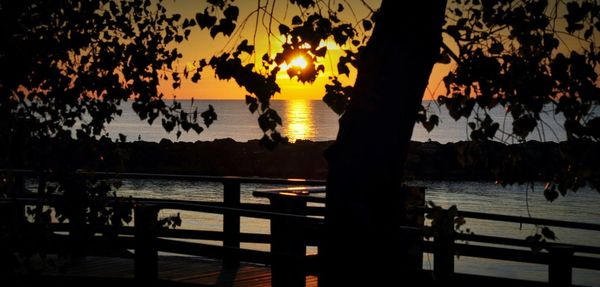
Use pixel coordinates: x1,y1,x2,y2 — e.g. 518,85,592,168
159,0,451,100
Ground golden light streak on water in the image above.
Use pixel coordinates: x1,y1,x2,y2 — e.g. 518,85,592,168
284,99,315,142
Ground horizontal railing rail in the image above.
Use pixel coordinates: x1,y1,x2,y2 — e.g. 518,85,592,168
0,169,326,185
454,209,600,231
454,233,600,255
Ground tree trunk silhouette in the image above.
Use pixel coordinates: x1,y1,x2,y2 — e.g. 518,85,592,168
322,0,447,285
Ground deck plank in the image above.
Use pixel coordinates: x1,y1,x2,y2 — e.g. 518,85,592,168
27,255,316,286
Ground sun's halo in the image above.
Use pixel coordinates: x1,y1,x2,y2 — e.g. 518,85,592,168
290,56,308,69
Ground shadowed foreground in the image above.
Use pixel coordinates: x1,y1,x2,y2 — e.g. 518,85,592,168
9,255,571,287
10,255,318,287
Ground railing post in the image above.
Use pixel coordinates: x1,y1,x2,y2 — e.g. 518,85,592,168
270,196,306,287
548,245,574,287
403,186,425,271
63,175,88,258
223,181,241,268
0,201,19,271
433,209,454,280
0,201,19,229
135,204,159,282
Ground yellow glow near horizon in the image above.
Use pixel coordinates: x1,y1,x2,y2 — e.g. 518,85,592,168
155,1,374,100
154,1,465,101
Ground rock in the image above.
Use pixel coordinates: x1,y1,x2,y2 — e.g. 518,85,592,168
3,138,593,181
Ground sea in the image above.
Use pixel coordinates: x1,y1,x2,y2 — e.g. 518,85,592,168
102,99,599,285
104,99,568,143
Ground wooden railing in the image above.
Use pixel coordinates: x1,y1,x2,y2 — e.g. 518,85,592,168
2,170,600,287
425,208,600,286
1,170,325,286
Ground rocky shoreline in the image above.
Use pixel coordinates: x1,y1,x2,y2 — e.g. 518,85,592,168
109,139,575,181
6,137,594,182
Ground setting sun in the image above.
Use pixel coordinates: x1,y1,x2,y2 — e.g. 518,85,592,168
290,56,308,69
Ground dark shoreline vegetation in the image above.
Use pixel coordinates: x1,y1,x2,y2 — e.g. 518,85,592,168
5,138,598,182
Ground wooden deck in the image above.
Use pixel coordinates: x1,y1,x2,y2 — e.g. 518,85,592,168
12,255,318,287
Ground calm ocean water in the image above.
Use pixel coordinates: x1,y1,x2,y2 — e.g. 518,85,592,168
102,99,598,285
105,99,567,143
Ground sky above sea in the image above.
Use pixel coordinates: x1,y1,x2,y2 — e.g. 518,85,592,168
152,0,454,102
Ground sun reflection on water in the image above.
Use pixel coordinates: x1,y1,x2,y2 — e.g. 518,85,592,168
283,99,315,142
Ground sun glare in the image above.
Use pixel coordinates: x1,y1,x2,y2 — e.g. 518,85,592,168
285,99,314,142
290,56,308,69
